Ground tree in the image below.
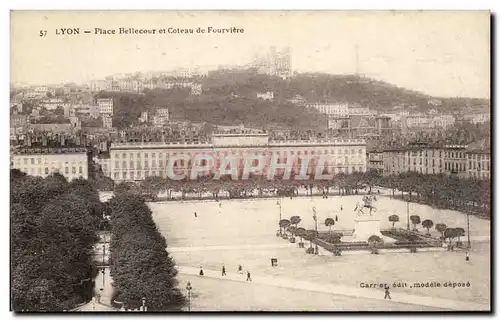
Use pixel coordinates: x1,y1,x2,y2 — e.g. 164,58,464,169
388,214,399,230
455,227,466,243
324,218,335,233
421,219,434,236
444,228,457,246
410,215,421,231
295,227,306,246
304,229,318,249
290,216,301,236
367,235,384,254
109,193,185,311
407,234,419,253
435,223,447,239
279,219,291,236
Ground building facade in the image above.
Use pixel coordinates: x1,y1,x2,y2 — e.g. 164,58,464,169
108,134,367,182
11,147,89,181
383,143,469,177
466,150,490,179
98,98,114,116
367,151,384,173
309,103,349,117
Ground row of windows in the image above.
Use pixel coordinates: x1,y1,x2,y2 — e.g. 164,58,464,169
468,154,490,160
444,162,467,172
113,157,365,169
112,149,366,159
469,161,490,171
16,166,84,175
388,151,490,161
17,157,84,165
112,166,366,180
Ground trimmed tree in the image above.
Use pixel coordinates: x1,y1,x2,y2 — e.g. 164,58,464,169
324,218,335,233
421,219,434,236
388,214,399,230
410,215,421,231
435,223,447,240
368,235,384,254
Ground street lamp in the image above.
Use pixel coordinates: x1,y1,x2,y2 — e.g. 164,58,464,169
141,297,147,312
312,206,319,254
186,281,193,312
276,199,282,235
406,200,410,231
467,212,471,249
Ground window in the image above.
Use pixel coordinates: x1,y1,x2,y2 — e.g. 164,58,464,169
79,166,83,174
130,161,134,169
114,172,118,179
45,168,49,174
130,153,134,158
65,167,69,174
122,161,126,168
72,167,76,174
144,153,148,158
152,153,156,158
123,172,127,179
23,158,27,165
115,161,119,168
152,160,156,167
144,161,149,168
122,153,126,158
137,153,141,158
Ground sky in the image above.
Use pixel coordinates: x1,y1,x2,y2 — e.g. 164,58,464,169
10,11,490,98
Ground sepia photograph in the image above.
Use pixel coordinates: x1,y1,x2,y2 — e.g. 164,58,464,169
9,10,491,312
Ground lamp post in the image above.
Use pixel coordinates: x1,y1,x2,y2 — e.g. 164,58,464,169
186,281,192,312
467,212,471,249
312,206,318,254
277,199,282,235
406,200,410,231
141,297,147,312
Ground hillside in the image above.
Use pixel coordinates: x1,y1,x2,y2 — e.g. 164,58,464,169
97,70,489,130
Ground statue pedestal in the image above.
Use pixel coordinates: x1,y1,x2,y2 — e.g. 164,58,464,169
353,216,382,242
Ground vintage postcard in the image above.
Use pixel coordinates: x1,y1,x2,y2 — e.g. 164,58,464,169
10,10,491,312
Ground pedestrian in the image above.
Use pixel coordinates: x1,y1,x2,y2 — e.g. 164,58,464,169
335,215,338,222
199,266,204,276
222,265,226,276
466,250,470,261
238,265,243,274
340,205,343,211
246,271,252,281
384,285,391,299
194,212,197,218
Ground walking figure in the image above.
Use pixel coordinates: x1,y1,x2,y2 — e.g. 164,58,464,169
237,265,243,274
222,265,226,276
384,285,391,300
199,267,204,276
340,205,343,211
335,215,338,222
466,251,470,262
194,212,197,218
246,271,252,282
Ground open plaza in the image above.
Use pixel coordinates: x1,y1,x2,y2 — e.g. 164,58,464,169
149,193,490,311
